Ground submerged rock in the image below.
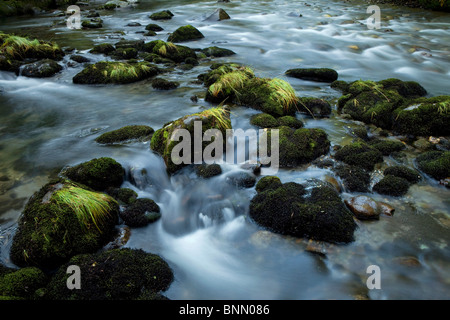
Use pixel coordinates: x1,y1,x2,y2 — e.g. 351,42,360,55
195,164,222,178
201,46,235,57
46,248,173,300
285,68,338,83
120,198,161,228
9,179,119,269
95,125,154,144
21,59,62,78
249,181,357,243
225,171,256,189
151,78,179,90
167,25,205,43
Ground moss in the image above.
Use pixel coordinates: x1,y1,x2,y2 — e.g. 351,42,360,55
146,24,164,32
334,164,371,192
111,47,138,60
373,175,411,196
167,25,204,43
393,96,450,137
255,176,282,193
149,10,174,20
152,78,179,90
377,78,427,98
330,80,349,93
64,157,125,191
90,43,115,55
107,188,138,205
73,61,159,85
250,113,279,128
249,182,356,243
206,67,254,104
334,141,384,171
270,127,330,167
143,40,197,63
21,59,62,78
46,248,173,300
82,19,103,29
120,198,161,228
96,125,154,144
0,267,47,299
349,126,369,141
201,46,235,57
368,138,405,156
416,151,450,180
276,116,303,129
9,179,119,269
297,97,332,117
195,164,222,178
285,68,338,83
383,166,421,184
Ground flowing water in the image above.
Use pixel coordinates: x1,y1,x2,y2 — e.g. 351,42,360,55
0,0,449,299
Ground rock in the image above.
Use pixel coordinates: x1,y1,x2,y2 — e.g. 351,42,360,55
120,198,161,228
73,61,159,84
393,256,421,267
86,10,100,18
349,126,369,141
413,137,433,151
21,59,62,78
151,78,179,90
255,176,282,193
46,248,173,300
114,39,145,51
195,164,222,178
64,157,125,191
90,43,115,55
167,25,205,43
107,187,138,205
285,68,338,83
225,171,256,188
324,175,341,192
150,107,231,174
250,113,278,128
330,80,349,93
111,47,138,60
126,22,142,27
416,151,450,181
344,195,381,220
249,182,357,243
95,125,154,144
297,97,332,117
82,19,103,29
0,267,47,299
142,40,197,63
367,138,405,156
383,166,420,184
70,54,90,63
334,164,370,192
373,175,410,197
201,46,235,57
145,23,164,32
204,8,231,21
334,141,384,171
9,179,119,269
149,10,174,20
378,202,395,216
103,225,131,250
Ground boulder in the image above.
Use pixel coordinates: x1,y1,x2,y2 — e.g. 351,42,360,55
120,198,161,228
297,97,332,117
201,46,235,57
334,141,384,171
285,68,338,83
373,175,411,196
21,59,62,78
149,10,174,20
167,25,205,43
95,125,154,144
344,195,381,220
416,151,450,181
151,78,179,90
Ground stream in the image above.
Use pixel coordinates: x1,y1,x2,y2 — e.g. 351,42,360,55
0,0,449,299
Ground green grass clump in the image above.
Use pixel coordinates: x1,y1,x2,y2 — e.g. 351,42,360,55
266,78,298,114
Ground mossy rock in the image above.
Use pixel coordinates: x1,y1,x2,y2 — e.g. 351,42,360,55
70,55,90,63
9,179,119,269
95,125,154,144
152,78,179,90
21,59,62,78
143,40,197,63
225,171,256,189
255,176,282,193
145,24,164,32
114,39,145,51
73,61,159,84
195,164,222,178
249,182,356,243
150,107,232,174
416,151,450,180
269,126,330,167
383,166,421,184
367,138,405,156
149,10,174,20
0,267,47,299
64,157,125,191
46,248,173,300
120,198,161,228
250,113,279,128
393,96,450,136
330,80,349,93
297,97,332,117
201,46,235,57
167,25,204,43
276,116,304,129
334,164,371,192
373,175,410,196
107,187,138,205
90,43,115,55
334,141,384,171
110,47,138,60
285,68,338,83
82,19,103,29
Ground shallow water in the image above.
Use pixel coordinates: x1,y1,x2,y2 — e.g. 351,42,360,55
0,0,449,299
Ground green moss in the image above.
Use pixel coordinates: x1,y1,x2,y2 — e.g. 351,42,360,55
373,175,411,196
143,40,197,63
276,116,303,129
330,80,349,93
249,182,356,243
334,164,371,192
416,151,450,180
297,97,332,117
9,179,119,269
120,198,161,228
383,166,421,183
0,267,47,299
206,68,255,104
90,43,115,55
368,138,405,156
255,176,282,193
64,157,125,191
73,61,159,85
152,78,179,90
167,25,204,43
393,96,450,136
201,46,235,57
46,248,173,300
285,68,338,83
107,187,138,205
195,164,222,178
96,125,154,144
377,78,427,98
334,141,384,171
250,113,279,128
146,24,164,31
149,10,174,20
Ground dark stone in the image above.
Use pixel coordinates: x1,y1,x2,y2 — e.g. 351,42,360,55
286,68,338,83
21,59,62,78
120,198,161,228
